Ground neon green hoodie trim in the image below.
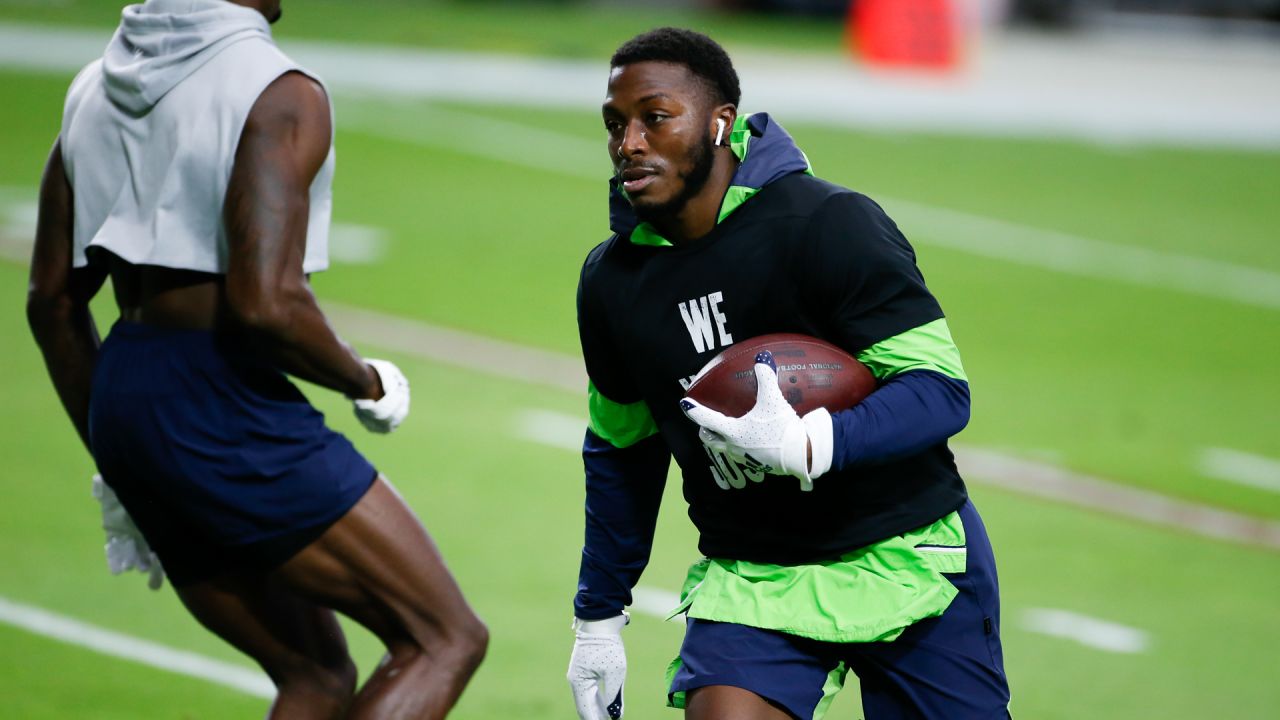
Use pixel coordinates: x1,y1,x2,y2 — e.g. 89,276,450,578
856,318,968,382
587,381,659,448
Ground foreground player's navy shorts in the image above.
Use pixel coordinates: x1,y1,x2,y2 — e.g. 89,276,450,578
670,500,1011,719
88,321,377,587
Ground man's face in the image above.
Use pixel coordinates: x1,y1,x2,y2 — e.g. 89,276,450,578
603,61,717,222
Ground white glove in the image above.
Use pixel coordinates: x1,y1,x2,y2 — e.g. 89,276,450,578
567,613,628,720
91,474,164,590
352,358,410,433
681,351,834,492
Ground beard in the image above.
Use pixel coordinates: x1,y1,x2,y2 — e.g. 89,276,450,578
632,132,716,224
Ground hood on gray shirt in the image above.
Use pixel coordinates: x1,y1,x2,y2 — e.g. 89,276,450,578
103,0,271,114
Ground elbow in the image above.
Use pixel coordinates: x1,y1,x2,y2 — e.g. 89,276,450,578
26,288,70,337
944,379,971,437
226,289,293,337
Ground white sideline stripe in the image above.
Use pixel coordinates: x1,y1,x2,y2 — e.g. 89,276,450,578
7,55,1280,311
335,103,1280,312
630,594,1153,656
1020,608,1149,654
3,21,1279,150
0,596,274,699
509,408,1280,552
1199,447,1280,494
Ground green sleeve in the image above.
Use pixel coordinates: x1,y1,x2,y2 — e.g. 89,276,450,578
855,318,967,382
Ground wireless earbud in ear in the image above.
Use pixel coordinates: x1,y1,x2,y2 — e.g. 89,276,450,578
715,118,726,147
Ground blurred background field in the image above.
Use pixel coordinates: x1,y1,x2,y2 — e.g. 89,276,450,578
1,1,1278,718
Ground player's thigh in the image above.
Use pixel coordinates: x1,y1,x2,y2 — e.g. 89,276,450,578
673,619,845,720
272,475,483,649
176,572,354,687
686,685,794,720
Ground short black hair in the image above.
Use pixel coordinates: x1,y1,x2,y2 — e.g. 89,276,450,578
611,27,741,107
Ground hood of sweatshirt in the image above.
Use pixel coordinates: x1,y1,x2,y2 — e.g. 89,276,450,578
103,0,272,114
607,112,812,242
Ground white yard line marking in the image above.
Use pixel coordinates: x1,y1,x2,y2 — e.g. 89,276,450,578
1020,608,1150,654
514,408,586,452
0,595,274,699
3,21,1279,149
954,446,1280,551
510,408,1280,552
1199,447,1280,495
632,593,1154,656
629,587,681,621
884,199,1280,311
337,102,1280,312
325,302,585,394
328,223,388,265
0,197,36,264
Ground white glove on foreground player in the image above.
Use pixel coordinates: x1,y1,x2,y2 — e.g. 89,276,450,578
567,613,628,720
353,358,410,433
91,474,164,590
681,351,834,492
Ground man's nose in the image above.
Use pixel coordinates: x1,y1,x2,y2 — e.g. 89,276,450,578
618,120,649,159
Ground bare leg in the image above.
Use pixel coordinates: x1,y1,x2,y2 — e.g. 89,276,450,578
273,476,488,719
176,575,357,720
686,685,795,720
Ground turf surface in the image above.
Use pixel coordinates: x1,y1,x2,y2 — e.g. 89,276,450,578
1,4,1278,718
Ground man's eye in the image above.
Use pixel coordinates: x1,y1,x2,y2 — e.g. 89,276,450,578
647,114,668,125
605,121,622,134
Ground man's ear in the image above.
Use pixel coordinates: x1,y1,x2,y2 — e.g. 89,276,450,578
713,106,737,147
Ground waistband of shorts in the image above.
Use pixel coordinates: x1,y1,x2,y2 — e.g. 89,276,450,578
107,319,215,341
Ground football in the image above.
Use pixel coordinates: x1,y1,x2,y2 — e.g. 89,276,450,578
684,333,877,417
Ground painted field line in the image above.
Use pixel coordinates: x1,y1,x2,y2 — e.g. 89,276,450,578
629,587,681,622
1199,447,1280,495
336,102,1280,312
504,407,1280,553
325,302,584,394
0,595,274,699
956,446,1280,551
1020,608,1149,654
628,591,1152,656
4,21,1280,150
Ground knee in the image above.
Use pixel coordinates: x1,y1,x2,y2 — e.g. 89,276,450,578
450,614,489,671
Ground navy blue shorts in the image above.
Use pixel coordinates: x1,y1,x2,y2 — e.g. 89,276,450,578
88,321,377,587
670,501,1011,719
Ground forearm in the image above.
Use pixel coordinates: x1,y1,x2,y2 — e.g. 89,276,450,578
28,298,100,452
575,431,669,620
234,284,377,399
830,369,970,469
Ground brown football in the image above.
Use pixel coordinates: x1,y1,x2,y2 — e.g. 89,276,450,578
684,333,877,417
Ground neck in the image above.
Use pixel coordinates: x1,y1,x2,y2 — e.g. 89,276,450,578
649,149,739,245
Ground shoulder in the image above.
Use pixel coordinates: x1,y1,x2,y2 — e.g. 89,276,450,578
579,233,629,287
62,59,103,119
744,173,862,223
242,71,331,145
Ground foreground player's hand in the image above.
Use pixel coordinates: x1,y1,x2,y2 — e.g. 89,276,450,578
352,358,410,433
567,613,628,720
681,351,834,491
91,474,164,590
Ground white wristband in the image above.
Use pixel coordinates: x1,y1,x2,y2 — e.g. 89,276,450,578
803,407,834,482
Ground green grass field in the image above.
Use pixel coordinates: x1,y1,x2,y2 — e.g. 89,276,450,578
2,2,1279,718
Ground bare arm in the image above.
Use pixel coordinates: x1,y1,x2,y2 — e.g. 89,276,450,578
27,139,108,453
223,71,380,400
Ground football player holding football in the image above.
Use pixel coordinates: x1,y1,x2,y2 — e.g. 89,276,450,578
567,28,1011,720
